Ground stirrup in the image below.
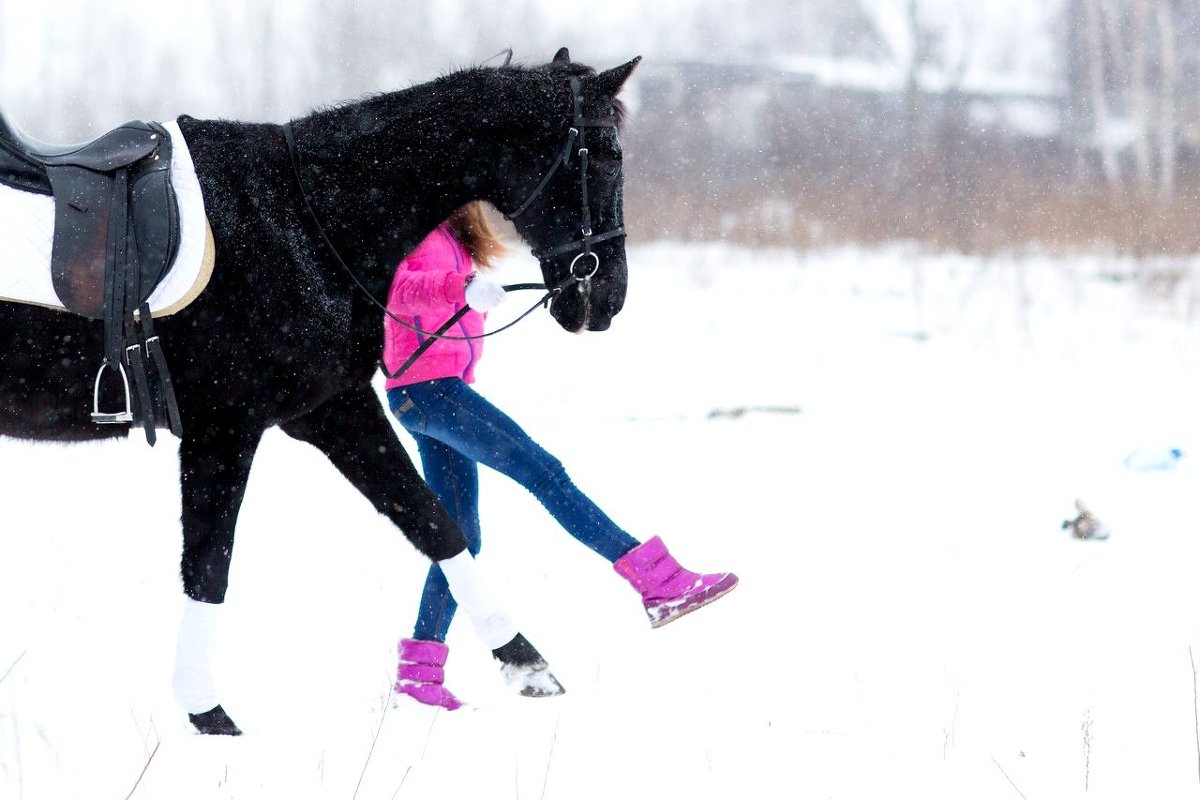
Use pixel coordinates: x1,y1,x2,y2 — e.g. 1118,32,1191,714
91,359,133,424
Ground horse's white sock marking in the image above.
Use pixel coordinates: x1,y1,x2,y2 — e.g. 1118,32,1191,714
172,597,222,714
438,550,517,650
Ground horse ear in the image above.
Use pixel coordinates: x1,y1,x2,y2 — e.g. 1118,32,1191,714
553,47,571,65
595,56,642,97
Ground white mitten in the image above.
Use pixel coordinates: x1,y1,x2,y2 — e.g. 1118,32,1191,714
464,273,507,311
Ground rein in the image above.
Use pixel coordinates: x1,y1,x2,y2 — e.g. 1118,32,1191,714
281,73,623,380
282,123,565,341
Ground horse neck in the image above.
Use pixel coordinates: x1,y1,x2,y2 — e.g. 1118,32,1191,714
293,69,556,295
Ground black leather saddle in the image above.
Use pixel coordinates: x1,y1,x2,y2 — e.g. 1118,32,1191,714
0,110,183,444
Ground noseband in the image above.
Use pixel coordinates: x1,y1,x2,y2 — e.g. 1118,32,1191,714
503,75,626,292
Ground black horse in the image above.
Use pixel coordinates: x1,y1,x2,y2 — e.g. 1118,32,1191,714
0,48,638,734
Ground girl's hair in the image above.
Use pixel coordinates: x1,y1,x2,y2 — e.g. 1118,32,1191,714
447,201,508,269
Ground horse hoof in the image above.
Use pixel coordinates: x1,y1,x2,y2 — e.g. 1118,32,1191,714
491,633,565,698
189,704,243,735
501,660,566,698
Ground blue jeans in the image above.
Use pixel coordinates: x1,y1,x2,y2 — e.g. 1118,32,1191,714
388,378,639,643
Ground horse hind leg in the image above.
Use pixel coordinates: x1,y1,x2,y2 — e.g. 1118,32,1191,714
278,385,564,697
173,420,264,735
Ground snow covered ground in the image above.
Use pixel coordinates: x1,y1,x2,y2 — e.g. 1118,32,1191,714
5,241,1200,799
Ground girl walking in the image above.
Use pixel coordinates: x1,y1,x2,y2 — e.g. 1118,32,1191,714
384,202,737,709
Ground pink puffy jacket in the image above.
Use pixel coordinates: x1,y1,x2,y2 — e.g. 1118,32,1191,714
383,225,485,389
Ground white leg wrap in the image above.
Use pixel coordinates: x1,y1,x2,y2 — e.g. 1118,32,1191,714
438,549,517,650
172,597,222,714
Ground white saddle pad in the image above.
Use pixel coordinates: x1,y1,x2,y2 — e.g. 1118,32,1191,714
0,118,214,317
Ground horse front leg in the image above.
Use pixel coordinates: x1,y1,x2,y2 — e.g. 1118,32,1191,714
278,383,563,697
173,418,264,735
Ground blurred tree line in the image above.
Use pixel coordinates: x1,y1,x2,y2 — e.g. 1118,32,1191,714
1,0,1197,254
629,0,1200,254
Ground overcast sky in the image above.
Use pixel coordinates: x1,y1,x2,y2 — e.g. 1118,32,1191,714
0,0,1064,138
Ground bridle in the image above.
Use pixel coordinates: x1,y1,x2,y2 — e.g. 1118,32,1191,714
502,74,626,296
281,73,625,379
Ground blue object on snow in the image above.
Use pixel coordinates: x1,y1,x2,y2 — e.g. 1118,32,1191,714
1123,448,1185,471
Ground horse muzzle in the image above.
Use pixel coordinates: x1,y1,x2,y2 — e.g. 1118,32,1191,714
548,262,624,333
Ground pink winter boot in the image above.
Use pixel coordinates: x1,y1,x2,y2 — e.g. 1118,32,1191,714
613,536,738,628
394,638,463,710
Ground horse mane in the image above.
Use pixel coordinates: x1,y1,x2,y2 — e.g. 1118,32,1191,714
302,58,628,132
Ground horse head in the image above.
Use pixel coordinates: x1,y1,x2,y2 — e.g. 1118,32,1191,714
275,50,639,335
498,49,640,333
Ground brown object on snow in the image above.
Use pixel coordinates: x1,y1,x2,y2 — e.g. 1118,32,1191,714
1061,499,1110,540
